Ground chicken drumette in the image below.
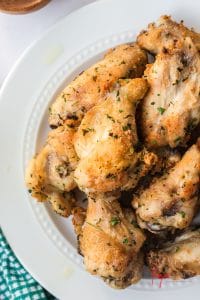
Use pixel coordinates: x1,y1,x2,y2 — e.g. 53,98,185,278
147,228,200,279
136,16,200,148
137,15,200,54
74,78,157,194
139,37,200,148
49,43,147,128
25,124,78,216
72,194,146,288
132,141,200,232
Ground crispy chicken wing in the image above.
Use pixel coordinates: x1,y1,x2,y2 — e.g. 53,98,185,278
49,43,147,128
25,124,78,217
137,15,200,54
132,142,200,232
147,228,200,279
74,78,157,193
77,194,146,288
140,37,200,148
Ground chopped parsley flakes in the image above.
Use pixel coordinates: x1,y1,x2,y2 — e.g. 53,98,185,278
157,107,166,115
106,114,115,122
122,123,131,131
82,127,95,136
122,238,129,244
179,211,186,218
110,217,120,226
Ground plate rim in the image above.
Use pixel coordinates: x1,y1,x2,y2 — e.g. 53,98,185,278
1,0,200,298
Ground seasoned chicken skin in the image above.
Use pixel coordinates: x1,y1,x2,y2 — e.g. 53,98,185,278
74,78,157,193
137,15,200,54
25,124,78,217
132,142,200,232
78,194,146,288
140,37,200,148
49,43,147,127
147,228,200,279
151,148,181,175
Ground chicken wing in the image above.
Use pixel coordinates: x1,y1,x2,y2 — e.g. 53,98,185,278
137,15,200,54
76,194,146,288
132,142,200,232
25,123,78,217
74,78,157,194
140,37,200,148
147,228,200,279
49,43,147,128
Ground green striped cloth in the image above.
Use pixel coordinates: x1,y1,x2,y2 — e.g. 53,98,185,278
0,228,56,300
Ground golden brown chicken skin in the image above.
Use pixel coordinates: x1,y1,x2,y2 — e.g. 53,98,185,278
25,123,78,217
74,78,157,194
147,228,200,279
140,37,200,148
77,194,146,289
49,43,147,127
132,142,200,232
137,15,200,54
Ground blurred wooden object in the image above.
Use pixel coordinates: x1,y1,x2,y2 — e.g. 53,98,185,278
0,0,51,14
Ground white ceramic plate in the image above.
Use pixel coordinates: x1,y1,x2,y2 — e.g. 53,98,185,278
1,0,200,299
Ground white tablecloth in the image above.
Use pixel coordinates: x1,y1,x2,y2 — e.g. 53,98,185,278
0,0,95,84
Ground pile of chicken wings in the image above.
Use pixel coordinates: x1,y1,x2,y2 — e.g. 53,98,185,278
25,16,200,288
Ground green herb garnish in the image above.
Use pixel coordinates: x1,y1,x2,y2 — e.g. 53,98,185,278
110,217,120,226
106,114,115,123
175,246,180,253
174,136,181,143
122,123,131,131
179,211,186,218
106,173,116,179
157,107,166,115
123,238,129,244
82,128,95,136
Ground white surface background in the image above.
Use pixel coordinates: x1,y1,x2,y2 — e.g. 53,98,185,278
1,0,200,299
0,0,95,84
